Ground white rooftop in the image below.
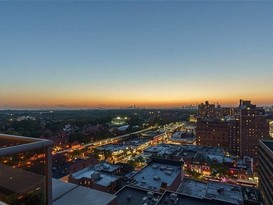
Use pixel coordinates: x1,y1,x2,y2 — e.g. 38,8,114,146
177,178,207,198
206,181,243,204
177,179,243,205
72,167,120,186
95,163,121,173
132,163,181,191
52,179,116,205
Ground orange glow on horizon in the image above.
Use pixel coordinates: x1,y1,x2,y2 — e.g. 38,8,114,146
1,95,273,109
1,82,273,108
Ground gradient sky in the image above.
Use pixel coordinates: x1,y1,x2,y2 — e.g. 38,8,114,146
1,1,273,109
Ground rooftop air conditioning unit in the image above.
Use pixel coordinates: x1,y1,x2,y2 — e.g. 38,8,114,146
147,191,154,198
170,193,178,201
103,163,110,169
91,172,101,181
141,180,147,185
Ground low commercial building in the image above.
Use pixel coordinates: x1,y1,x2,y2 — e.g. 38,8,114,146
115,185,162,205
52,179,117,205
131,158,183,192
169,131,196,145
174,145,224,176
177,178,263,205
68,156,100,173
144,144,180,159
94,144,131,162
68,163,122,193
158,191,233,205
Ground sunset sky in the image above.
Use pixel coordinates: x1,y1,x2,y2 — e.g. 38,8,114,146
1,2,273,109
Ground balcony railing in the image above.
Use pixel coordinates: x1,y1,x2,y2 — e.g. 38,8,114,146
0,134,53,205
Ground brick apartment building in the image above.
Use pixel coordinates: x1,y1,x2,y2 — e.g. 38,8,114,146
196,100,269,159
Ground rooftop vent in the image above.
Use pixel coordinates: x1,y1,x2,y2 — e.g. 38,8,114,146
142,196,148,201
141,180,147,185
153,176,160,181
91,172,101,181
147,191,154,198
166,167,174,172
152,197,159,203
170,193,178,204
152,165,159,169
217,187,224,194
103,163,110,169
160,166,166,171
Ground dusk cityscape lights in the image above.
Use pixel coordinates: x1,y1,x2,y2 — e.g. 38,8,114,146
1,1,273,205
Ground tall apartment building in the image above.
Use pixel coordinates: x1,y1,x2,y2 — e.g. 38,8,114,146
196,118,230,150
237,100,269,158
258,140,273,205
197,100,269,159
228,115,240,156
222,107,237,116
198,101,236,120
198,101,216,119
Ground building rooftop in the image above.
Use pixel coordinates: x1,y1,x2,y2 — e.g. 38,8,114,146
144,144,180,156
223,157,235,163
206,154,224,163
169,131,196,144
130,139,150,147
241,186,263,204
177,178,207,198
131,162,181,191
158,191,233,205
95,162,121,173
206,181,243,204
115,185,162,205
71,166,120,186
178,150,197,158
52,179,116,205
177,178,244,205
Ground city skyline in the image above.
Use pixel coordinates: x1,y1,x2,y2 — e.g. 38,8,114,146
1,2,273,109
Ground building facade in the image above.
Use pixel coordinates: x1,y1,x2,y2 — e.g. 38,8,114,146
238,100,269,158
258,140,273,205
198,101,216,119
196,118,230,151
197,100,269,159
